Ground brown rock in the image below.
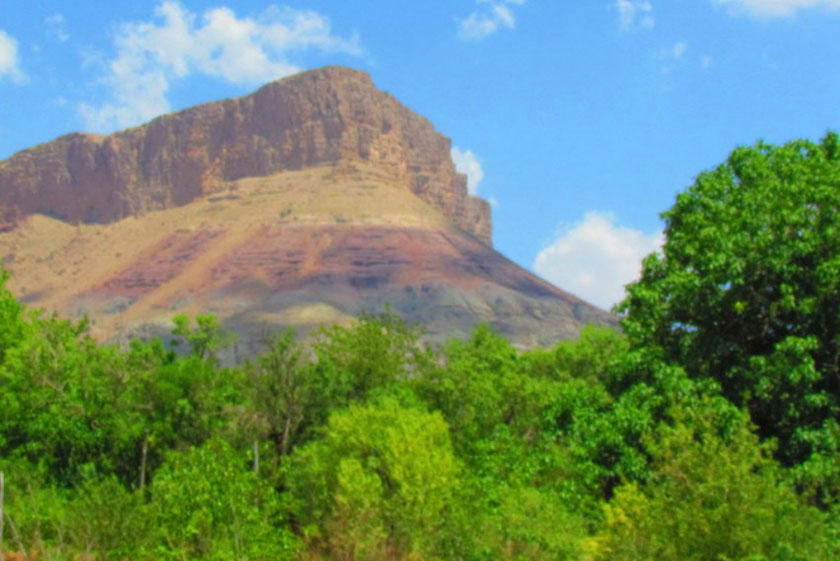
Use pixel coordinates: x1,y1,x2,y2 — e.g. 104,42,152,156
0,66,492,244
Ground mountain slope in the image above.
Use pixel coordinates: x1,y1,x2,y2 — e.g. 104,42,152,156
0,67,614,353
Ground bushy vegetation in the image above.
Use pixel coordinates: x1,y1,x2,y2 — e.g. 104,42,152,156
1,134,840,560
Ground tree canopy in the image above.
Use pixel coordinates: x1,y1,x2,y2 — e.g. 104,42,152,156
619,132,840,469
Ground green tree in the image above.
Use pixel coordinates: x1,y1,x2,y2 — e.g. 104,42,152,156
64,474,151,560
478,486,586,561
0,311,127,485
0,267,27,365
171,314,235,363
306,308,431,430
119,337,237,489
239,330,310,474
619,132,840,467
525,325,628,385
151,439,297,561
599,404,837,561
284,397,458,560
415,325,548,453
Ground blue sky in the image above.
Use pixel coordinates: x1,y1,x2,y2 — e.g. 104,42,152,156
1,1,839,309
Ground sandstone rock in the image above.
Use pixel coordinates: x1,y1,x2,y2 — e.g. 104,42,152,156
0,66,492,244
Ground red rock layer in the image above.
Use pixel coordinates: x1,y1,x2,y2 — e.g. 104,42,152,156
74,224,613,352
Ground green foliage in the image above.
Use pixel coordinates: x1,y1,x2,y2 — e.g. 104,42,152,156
0,459,70,556
415,325,549,452
439,475,588,561
599,404,838,561
285,397,458,559
479,486,586,561
527,325,628,384
151,439,298,561
66,474,152,560
171,313,236,362
311,306,428,401
0,267,26,365
236,329,310,478
0,311,124,485
303,307,433,443
619,132,840,466
119,338,246,486
0,461,149,561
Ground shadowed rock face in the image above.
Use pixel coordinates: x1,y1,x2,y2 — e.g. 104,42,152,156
0,66,491,244
0,67,614,353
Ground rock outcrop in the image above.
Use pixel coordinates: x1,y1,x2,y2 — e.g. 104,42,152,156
0,66,615,353
0,66,491,244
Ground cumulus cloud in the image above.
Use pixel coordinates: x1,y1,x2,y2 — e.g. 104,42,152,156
451,147,485,195
613,0,656,30
713,0,840,17
457,0,526,40
79,1,362,132
533,212,663,310
0,30,25,83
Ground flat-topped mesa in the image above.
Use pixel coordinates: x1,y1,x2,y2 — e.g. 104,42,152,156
0,66,492,245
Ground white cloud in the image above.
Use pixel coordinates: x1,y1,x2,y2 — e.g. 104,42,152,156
79,1,362,132
0,30,25,83
713,0,840,17
533,211,663,310
655,41,687,74
451,147,485,195
614,0,656,30
45,13,70,42
657,41,687,60
457,0,526,41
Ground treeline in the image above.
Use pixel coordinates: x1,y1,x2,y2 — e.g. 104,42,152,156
0,288,836,560
2,133,840,560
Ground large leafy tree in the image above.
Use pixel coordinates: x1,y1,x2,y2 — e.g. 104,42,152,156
619,132,840,467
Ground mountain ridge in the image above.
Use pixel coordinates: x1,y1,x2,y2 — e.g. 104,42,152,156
0,66,491,244
0,66,615,353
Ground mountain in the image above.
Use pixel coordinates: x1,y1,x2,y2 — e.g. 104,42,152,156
0,66,614,355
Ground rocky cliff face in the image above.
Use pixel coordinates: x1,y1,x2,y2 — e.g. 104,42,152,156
0,66,491,244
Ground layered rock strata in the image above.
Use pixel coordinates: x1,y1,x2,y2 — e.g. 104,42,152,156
0,67,615,353
0,66,491,244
